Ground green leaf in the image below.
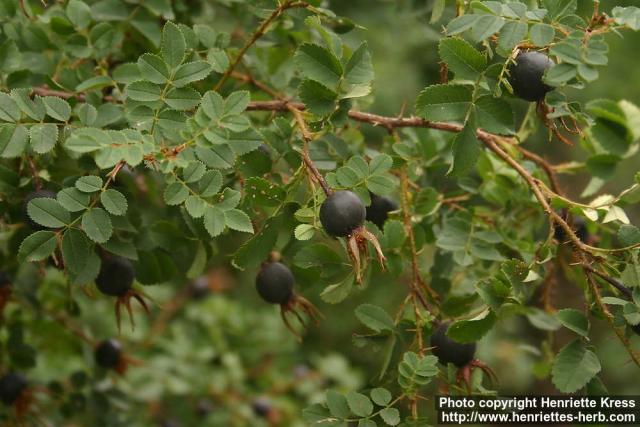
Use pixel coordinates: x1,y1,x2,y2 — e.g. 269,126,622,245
203,206,225,237
344,42,374,86
544,63,577,86
475,96,514,135
224,91,250,115
172,61,212,87
207,48,229,73
498,21,527,52
164,182,189,206
28,198,70,228
138,53,170,84
165,87,201,110
182,161,206,183
195,145,235,169
0,93,21,122
62,228,92,274
618,225,640,246
0,125,27,158
67,0,92,29
57,188,90,212
346,391,373,417
198,170,223,196
75,175,103,193
469,15,505,42
438,38,486,80
161,22,186,69
447,309,496,342
11,89,45,121
446,15,480,35
355,304,394,333
100,189,128,216
294,43,343,89
370,388,391,406
42,96,71,121
380,407,401,426
552,339,601,393
366,174,395,195
127,81,162,101
224,209,253,233
294,224,315,241
233,214,282,269
82,208,113,243
326,390,350,418
448,116,480,176
77,104,97,126
556,309,589,337
299,80,338,116
369,154,392,175
29,124,58,154
185,195,206,218
19,231,57,262
76,76,112,92
530,23,555,47
201,91,224,120
544,0,577,21
415,84,472,121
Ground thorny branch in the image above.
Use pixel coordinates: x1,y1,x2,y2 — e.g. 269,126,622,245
213,1,310,91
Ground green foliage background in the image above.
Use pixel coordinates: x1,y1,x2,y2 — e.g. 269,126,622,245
1,0,640,426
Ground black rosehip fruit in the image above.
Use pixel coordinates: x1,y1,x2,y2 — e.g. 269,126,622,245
95,339,123,369
366,194,398,229
430,322,476,368
251,397,272,418
0,372,27,405
22,190,57,229
96,257,135,297
319,191,366,237
256,262,294,304
508,51,554,102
